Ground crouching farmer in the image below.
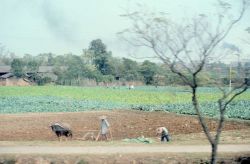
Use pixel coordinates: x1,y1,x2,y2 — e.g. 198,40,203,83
156,127,170,142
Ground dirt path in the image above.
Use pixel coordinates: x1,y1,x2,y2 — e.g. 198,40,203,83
1,145,250,154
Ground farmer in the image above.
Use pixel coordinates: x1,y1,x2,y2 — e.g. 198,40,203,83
96,115,112,141
156,127,170,142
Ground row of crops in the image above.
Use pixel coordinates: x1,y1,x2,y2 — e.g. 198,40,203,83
0,86,249,119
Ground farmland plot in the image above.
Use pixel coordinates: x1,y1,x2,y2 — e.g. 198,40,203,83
0,86,249,119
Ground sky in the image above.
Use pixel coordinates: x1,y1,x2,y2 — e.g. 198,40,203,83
0,0,249,62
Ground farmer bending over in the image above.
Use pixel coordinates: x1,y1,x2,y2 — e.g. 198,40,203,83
156,127,170,142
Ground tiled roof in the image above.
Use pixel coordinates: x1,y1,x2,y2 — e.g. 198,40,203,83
0,66,11,73
0,72,13,79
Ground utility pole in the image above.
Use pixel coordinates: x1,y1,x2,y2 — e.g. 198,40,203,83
229,63,232,92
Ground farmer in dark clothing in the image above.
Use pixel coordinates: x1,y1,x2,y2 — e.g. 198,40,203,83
156,127,170,142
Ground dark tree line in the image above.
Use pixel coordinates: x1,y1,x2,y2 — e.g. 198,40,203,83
1,39,245,86
1,39,167,86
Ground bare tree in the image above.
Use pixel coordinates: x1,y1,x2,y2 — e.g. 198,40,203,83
120,0,249,163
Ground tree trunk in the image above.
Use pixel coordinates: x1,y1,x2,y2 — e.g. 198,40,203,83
211,143,218,164
192,86,218,163
211,103,225,164
191,87,214,144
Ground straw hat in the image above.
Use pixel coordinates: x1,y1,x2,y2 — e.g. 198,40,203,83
99,115,107,120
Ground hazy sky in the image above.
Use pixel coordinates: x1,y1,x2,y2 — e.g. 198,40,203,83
0,0,249,61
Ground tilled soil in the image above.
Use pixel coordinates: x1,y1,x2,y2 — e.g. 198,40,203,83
0,110,249,141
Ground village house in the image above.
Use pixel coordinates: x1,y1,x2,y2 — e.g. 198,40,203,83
0,65,56,86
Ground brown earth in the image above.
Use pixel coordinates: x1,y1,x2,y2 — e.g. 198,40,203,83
0,110,250,164
0,78,30,86
0,110,249,141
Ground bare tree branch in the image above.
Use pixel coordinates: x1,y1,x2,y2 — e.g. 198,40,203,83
119,1,249,163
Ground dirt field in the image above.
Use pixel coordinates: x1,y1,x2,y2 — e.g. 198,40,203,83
0,110,249,141
0,110,250,163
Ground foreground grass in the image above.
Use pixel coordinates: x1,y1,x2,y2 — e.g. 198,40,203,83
1,152,249,164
